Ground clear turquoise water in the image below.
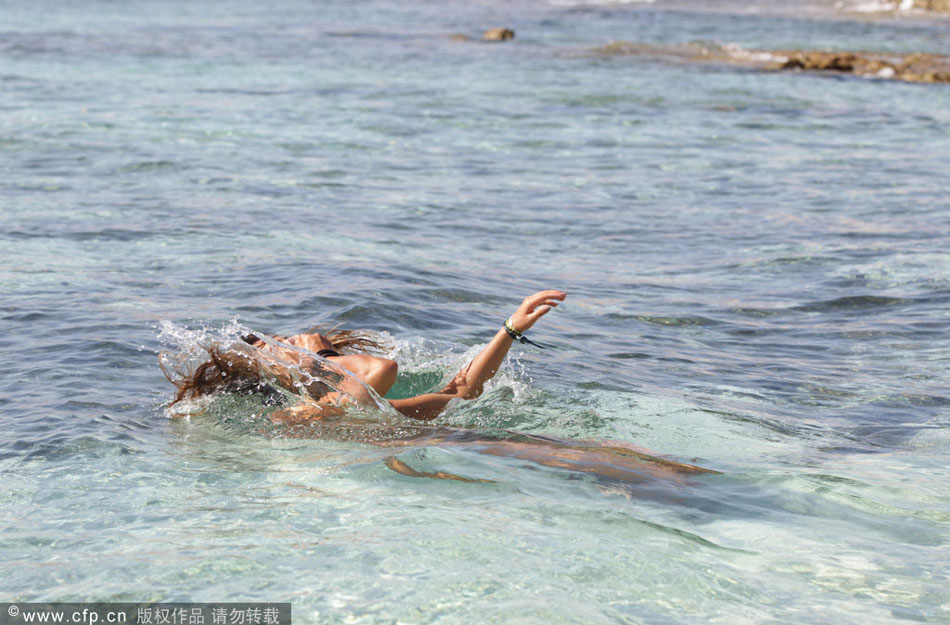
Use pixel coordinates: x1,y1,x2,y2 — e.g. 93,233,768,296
2,0,949,622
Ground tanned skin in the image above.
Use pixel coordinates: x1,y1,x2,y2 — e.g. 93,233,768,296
247,290,718,482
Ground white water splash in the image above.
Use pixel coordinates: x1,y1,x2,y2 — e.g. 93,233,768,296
157,319,397,420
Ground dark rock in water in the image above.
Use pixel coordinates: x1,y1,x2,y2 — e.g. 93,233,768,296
773,50,950,84
585,41,950,85
482,28,515,42
781,52,859,72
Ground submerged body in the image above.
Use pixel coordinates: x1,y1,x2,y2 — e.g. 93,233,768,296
164,290,717,483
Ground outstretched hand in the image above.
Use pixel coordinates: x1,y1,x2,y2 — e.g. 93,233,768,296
508,290,567,334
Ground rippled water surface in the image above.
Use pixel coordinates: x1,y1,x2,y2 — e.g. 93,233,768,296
2,0,949,623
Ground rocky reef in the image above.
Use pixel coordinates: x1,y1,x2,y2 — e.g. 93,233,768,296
915,0,950,9
448,28,515,43
774,50,950,83
591,42,950,85
482,28,515,42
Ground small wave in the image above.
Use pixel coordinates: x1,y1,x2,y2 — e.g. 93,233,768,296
0,74,42,85
729,307,785,318
633,315,720,327
116,160,180,174
891,393,950,407
793,295,908,313
607,352,652,359
631,516,753,553
22,434,137,462
5,228,159,242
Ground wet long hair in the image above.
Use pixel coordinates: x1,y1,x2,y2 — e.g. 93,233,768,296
162,328,386,409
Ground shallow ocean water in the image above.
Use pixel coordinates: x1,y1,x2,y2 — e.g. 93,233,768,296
1,0,949,623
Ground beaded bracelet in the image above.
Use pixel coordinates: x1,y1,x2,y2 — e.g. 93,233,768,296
504,317,547,349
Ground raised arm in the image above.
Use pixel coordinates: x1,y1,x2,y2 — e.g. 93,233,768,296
388,290,566,421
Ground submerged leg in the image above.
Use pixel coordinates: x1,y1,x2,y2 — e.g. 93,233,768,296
384,456,496,483
559,443,720,475
458,439,718,483
371,426,718,484
285,421,718,485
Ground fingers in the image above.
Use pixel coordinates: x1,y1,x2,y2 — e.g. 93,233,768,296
523,290,567,309
533,298,562,313
509,290,566,333
523,290,566,315
527,304,552,321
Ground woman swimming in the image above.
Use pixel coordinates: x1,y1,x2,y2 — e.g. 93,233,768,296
163,290,717,483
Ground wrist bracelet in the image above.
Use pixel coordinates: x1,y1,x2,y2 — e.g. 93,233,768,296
504,317,547,349
504,317,524,337
317,349,341,358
